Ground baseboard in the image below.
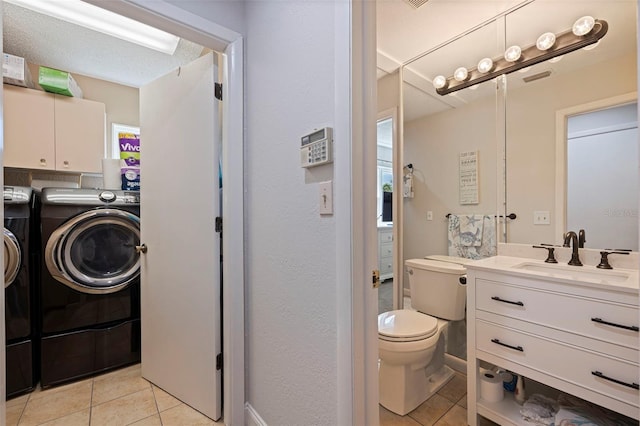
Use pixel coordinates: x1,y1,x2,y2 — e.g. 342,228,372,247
245,403,268,426
444,353,467,374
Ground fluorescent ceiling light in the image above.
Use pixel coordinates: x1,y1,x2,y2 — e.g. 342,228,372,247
4,0,180,54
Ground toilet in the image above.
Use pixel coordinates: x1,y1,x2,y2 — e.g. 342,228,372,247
378,255,469,415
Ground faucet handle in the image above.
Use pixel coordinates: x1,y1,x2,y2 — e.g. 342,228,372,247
533,245,558,263
597,250,630,270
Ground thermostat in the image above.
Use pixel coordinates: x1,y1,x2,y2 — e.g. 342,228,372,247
300,127,332,168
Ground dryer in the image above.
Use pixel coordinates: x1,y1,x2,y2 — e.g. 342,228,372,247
4,186,36,397
39,188,141,387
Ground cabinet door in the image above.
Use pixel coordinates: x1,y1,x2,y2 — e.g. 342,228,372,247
54,95,105,173
4,85,55,170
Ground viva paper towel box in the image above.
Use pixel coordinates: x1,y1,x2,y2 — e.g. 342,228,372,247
119,132,140,190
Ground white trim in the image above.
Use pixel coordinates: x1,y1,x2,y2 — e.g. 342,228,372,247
245,403,268,426
335,0,354,422
85,2,245,425
337,0,378,424
554,91,637,245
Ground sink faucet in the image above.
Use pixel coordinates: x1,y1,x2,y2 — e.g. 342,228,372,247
563,231,583,266
578,229,586,248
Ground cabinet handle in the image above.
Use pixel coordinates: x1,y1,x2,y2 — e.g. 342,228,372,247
39,158,47,166
592,371,639,390
491,338,524,352
491,296,524,306
591,317,639,332
63,160,70,168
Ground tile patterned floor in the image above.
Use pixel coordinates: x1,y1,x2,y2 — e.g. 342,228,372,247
379,371,499,426
6,364,222,426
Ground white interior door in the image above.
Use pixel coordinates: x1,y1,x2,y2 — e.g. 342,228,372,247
139,52,221,420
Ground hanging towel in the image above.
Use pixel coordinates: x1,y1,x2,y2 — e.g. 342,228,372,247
459,214,484,246
448,215,497,260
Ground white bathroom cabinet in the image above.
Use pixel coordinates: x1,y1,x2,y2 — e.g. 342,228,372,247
4,84,105,173
378,226,393,281
466,257,639,425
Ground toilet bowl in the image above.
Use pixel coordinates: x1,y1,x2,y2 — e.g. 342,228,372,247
378,256,469,415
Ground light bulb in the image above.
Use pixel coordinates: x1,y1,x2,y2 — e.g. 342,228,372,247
572,16,595,36
548,55,564,64
433,75,447,89
536,32,556,50
504,45,522,62
477,57,494,73
453,67,468,82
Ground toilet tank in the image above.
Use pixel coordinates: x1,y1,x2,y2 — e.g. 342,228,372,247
405,257,468,321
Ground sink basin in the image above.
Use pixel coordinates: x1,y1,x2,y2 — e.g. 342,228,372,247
512,262,631,284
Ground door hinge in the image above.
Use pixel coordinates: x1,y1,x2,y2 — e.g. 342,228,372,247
372,269,380,289
216,353,223,370
215,217,222,233
214,83,223,101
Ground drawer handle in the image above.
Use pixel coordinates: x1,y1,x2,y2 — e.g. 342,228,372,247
591,317,639,332
592,371,639,390
491,338,524,352
491,296,524,306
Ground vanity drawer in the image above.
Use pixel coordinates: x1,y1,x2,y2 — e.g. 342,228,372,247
379,242,393,258
476,279,639,349
476,320,639,407
380,256,393,276
379,230,393,243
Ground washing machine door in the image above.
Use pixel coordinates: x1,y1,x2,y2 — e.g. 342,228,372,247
45,208,140,294
4,228,21,288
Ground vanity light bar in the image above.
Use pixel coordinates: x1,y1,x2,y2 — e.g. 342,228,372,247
434,18,608,95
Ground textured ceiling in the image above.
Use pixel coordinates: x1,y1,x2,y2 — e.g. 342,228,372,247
3,2,205,88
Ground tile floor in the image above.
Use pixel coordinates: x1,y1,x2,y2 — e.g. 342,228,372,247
379,371,498,426
6,364,222,426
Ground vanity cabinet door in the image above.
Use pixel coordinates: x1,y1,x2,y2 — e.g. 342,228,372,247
4,85,55,170
476,279,639,350
54,95,105,173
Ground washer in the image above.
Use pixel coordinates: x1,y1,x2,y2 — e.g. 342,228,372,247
39,188,141,388
4,186,36,397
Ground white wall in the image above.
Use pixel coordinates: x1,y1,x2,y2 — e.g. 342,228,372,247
244,2,342,424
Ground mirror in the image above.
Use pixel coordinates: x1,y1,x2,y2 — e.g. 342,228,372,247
398,0,638,363
400,20,502,361
503,0,638,247
401,20,501,263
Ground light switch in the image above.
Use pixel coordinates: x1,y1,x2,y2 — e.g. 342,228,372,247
319,181,333,215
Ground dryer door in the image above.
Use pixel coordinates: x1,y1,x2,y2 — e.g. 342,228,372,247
4,228,21,288
45,208,140,294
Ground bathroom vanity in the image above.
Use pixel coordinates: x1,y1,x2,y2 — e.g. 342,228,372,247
466,255,639,425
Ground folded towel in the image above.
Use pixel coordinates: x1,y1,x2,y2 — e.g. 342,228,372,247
459,214,484,246
520,394,558,425
448,215,497,260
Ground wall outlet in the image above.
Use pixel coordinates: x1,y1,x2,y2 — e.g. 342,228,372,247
427,211,433,221
533,210,550,225
319,181,333,215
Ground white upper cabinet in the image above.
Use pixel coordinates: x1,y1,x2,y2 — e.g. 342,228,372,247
4,84,105,173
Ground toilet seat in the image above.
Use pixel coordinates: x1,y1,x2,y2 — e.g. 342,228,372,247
378,310,438,342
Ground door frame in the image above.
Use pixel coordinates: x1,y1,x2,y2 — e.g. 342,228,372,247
84,1,244,424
